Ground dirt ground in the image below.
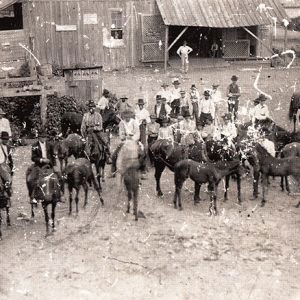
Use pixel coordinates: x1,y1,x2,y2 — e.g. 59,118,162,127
1,64,300,300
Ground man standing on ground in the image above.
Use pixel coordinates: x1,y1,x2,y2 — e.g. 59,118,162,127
135,99,150,148
177,41,193,74
226,75,241,121
170,79,182,117
0,108,11,138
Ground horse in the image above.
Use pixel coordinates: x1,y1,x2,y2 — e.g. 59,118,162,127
101,106,121,133
244,143,300,207
26,165,64,236
54,133,85,172
88,131,110,184
173,159,244,215
288,92,300,133
0,178,11,240
61,112,83,137
280,142,300,193
64,158,103,215
116,140,146,220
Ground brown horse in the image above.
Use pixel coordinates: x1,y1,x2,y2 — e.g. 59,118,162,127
26,165,63,236
174,159,244,215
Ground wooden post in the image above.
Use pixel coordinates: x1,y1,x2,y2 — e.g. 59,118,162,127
284,25,288,65
164,25,169,72
40,93,48,126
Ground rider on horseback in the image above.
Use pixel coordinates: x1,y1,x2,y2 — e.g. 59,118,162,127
81,100,111,161
251,94,271,130
110,110,145,177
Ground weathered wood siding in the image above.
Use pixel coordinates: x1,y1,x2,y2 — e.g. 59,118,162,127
23,0,158,71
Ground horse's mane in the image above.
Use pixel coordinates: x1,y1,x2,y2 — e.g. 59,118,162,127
255,143,273,158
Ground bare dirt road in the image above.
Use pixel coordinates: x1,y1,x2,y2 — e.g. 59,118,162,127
1,64,300,300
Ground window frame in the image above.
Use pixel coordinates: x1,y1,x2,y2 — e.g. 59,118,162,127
109,8,123,40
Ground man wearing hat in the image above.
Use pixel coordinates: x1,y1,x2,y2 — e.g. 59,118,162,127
198,90,216,127
110,109,141,177
220,113,237,146
226,75,241,121
81,100,111,159
157,83,172,104
135,99,150,147
177,40,193,74
116,95,132,116
158,117,174,142
170,79,182,117
0,108,11,138
97,88,110,114
147,115,160,165
190,84,200,120
180,110,196,157
179,90,192,116
0,131,13,196
251,94,271,128
154,95,171,126
211,83,223,120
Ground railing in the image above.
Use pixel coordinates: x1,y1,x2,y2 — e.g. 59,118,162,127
223,40,250,59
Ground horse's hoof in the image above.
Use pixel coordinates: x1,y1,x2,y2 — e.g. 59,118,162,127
261,202,265,207
179,207,183,211
157,191,164,198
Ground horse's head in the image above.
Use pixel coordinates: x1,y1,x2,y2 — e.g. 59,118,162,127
102,107,120,130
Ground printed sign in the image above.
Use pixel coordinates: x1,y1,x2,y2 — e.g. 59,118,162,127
83,13,98,25
72,69,82,80
90,68,100,79
56,25,77,32
81,69,91,80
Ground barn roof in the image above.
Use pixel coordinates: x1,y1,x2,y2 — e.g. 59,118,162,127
156,0,289,28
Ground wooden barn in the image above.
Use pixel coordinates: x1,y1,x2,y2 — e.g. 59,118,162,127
0,0,290,73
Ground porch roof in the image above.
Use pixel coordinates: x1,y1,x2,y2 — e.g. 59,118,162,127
0,0,20,10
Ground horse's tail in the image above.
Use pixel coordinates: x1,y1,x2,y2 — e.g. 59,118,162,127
289,94,299,121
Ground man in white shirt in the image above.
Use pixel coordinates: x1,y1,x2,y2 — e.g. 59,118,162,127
252,94,271,128
180,90,192,116
135,99,150,147
198,90,216,126
211,42,219,58
190,84,200,120
170,79,182,117
211,83,224,121
157,83,172,104
220,113,237,146
177,41,193,73
110,110,141,177
97,89,110,114
154,96,171,125
0,108,11,138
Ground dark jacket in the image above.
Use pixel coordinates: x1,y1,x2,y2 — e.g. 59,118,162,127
31,140,56,167
0,144,14,173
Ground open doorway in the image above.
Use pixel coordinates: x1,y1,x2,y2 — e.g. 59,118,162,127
168,26,223,58
0,3,23,31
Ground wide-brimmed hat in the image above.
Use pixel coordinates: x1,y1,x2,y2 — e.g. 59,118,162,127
231,75,238,81
87,100,96,108
137,99,145,105
156,94,162,100
161,83,169,87
180,90,186,95
212,83,220,88
222,113,232,121
191,84,196,89
172,78,180,85
150,114,157,119
0,108,5,115
120,95,128,100
103,89,109,96
0,131,9,140
161,97,167,101
203,90,211,96
255,94,268,102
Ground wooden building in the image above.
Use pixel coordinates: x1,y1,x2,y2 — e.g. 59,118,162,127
0,0,290,74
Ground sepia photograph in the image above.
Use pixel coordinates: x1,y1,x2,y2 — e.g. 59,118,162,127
0,0,300,299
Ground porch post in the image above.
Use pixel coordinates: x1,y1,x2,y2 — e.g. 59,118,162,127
164,25,169,72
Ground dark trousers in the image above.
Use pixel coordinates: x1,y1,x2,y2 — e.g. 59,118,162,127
171,99,180,117
147,135,158,166
199,113,213,126
192,102,199,121
139,124,147,147
228,98,239,120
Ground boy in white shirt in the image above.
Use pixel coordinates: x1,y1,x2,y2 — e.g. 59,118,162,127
177,41,193,73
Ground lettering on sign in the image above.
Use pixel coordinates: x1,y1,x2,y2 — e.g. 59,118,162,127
81,69,91,80
56,25,77,32
83,14,98,25
90,69,100,79
72,70,82,80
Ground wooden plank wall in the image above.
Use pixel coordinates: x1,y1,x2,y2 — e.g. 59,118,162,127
23,0,158,71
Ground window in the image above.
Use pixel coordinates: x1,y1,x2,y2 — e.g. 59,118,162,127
111,10,123,39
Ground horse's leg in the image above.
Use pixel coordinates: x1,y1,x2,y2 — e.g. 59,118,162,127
280,176,285,191
31,203,35,219
293,114,297,133
127,190,131,213
0,210,2,240
253,171,260,199
83,182,88,208
133,189,138,221
43,203,50,236
194,182,201,204
101,165,105,183
285,176,290,194
6,206,10,226
51,202,56,232
154,162,165,197
224,175,230,202
296,201,300,208
236,173,242,204
68,186,73,215
261,175,268,207
75,188,80,215
59,158,64,173
208,182,217,216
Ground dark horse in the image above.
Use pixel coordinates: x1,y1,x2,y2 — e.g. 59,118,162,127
289,92,300,133
61,107,120,137
174,159,243,215
26,165,64,236
0,177,11,240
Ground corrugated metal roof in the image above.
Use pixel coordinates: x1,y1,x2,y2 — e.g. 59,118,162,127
0,0,19,10
156,0,289,28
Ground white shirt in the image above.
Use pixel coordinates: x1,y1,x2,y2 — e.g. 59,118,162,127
252,104,270,121
170,87,182,101
260,139,276,157
119,119,140,141
157,89,172,104
0,118,11,137
198,98,215,118
177,46,193,58
211,90,223,104
190,89,200,103
39,141,47,159
97,96,109,110
158,126,174,141
221,123,237,140
0,145,6,164
135,107,151,125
